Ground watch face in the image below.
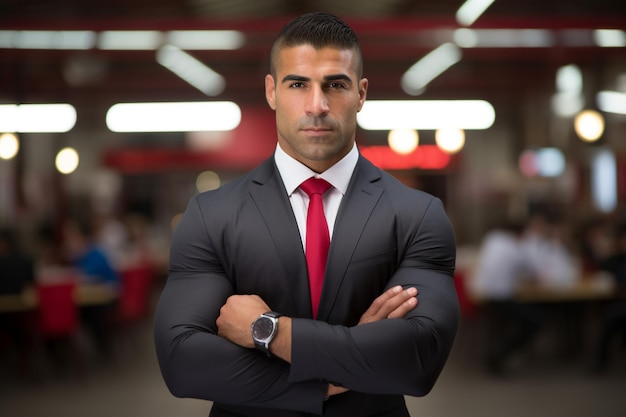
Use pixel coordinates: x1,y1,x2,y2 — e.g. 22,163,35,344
252,317,274,341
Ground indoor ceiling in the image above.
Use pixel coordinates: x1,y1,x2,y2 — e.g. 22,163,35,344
1,0,625,114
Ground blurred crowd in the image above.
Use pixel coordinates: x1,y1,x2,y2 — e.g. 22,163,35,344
0,211,169,378
468,209,626,376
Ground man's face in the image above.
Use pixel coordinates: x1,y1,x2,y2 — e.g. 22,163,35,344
265,44,368,173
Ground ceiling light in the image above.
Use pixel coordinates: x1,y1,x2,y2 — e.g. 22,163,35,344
106,101,241,132
591,148,617,213
401,43,462,95
454,28,554,48
0,103,77,133
0,30,96,49
98,30,163,50
357,100,495,130
597,90,626,114
518,148,566,178
157,44,226,96
435,128,465,153
456,0,496,27
552,64,584,117
0,133,19,160
593,29,626,47
574,110,604,142
388,129,419,155
166,30,245,50
55,147,79,174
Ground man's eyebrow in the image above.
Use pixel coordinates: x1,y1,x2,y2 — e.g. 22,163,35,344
324,74,352,83
281,75,309,83
280,74,353,83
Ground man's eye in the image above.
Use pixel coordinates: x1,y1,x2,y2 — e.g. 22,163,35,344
328,82,346,89
289,82,305,88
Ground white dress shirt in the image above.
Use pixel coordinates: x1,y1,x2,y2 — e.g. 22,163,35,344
274,143,358,249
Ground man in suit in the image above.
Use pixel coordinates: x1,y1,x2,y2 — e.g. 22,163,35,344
154,12,458,417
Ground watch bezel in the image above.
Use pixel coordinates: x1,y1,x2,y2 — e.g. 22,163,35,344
251,311,281,356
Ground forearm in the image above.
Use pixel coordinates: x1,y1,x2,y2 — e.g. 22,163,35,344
154,289,327,413
269,316,292,362
288,274,459,396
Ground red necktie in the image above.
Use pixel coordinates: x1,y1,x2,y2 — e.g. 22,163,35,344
300,178,332,318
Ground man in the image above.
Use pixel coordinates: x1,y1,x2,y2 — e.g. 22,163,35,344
154,12,458,417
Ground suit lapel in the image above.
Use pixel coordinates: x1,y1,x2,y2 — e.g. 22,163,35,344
248,158,313,318
317,157,384,320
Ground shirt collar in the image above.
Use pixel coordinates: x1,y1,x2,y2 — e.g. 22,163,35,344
274,143,359,196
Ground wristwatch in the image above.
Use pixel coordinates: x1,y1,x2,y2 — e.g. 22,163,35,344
251,311,282,356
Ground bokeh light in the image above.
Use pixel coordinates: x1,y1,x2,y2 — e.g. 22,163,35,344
0,132,19,159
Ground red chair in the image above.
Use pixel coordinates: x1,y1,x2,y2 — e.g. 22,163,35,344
37,282,79,336
454,271,478,319
118,266,153,323
35,281,84,376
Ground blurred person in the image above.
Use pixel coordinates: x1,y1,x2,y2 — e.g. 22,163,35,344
0,227,35,375
63,218,120,289
93,212,129,271
579,217,616,274
154,12,458,417
593,222,626,372
62,218,120,360
472,219,544,375
521,212,578,288
0,227,35,295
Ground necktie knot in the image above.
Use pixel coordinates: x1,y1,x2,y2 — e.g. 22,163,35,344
300,177,331,197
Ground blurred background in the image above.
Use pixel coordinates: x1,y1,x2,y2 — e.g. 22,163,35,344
1,1,626,416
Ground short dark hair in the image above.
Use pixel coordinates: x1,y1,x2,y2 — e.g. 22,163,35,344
270,12,363,78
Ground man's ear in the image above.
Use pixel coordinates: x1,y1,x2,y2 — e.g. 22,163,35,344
265,74,276,110
357,78,368,112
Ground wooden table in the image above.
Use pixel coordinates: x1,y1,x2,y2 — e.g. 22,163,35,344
514,274,618,303
0,283,118,314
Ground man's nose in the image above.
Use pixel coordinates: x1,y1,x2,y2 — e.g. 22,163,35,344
305,86,329,116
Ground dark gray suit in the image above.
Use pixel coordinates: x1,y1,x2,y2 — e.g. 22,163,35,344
154,155,459,417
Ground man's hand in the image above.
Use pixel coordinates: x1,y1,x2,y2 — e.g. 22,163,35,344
358,285,418,325
217,294,271,348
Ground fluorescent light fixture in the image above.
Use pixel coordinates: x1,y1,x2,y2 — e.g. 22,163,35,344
401,43,462,95
591,148,617,213
0,103,77,133
0,30,96,49
98,30,163,50
357,100,495,130
456,0,495,27
166,30,245,50
106,101,241,132
454,28,555,48
593,29,626,47
597,90,626,114
157,44,226,96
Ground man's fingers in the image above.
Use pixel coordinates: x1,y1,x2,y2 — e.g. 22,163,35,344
386,296,418,319
359,286,418,324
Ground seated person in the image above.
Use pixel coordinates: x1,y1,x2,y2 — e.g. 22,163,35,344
0,227,34,294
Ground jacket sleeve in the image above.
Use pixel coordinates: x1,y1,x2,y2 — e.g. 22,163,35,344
153,195,327,415
289,196,459,397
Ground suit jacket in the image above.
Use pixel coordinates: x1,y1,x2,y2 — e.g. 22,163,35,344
154,155,459,417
